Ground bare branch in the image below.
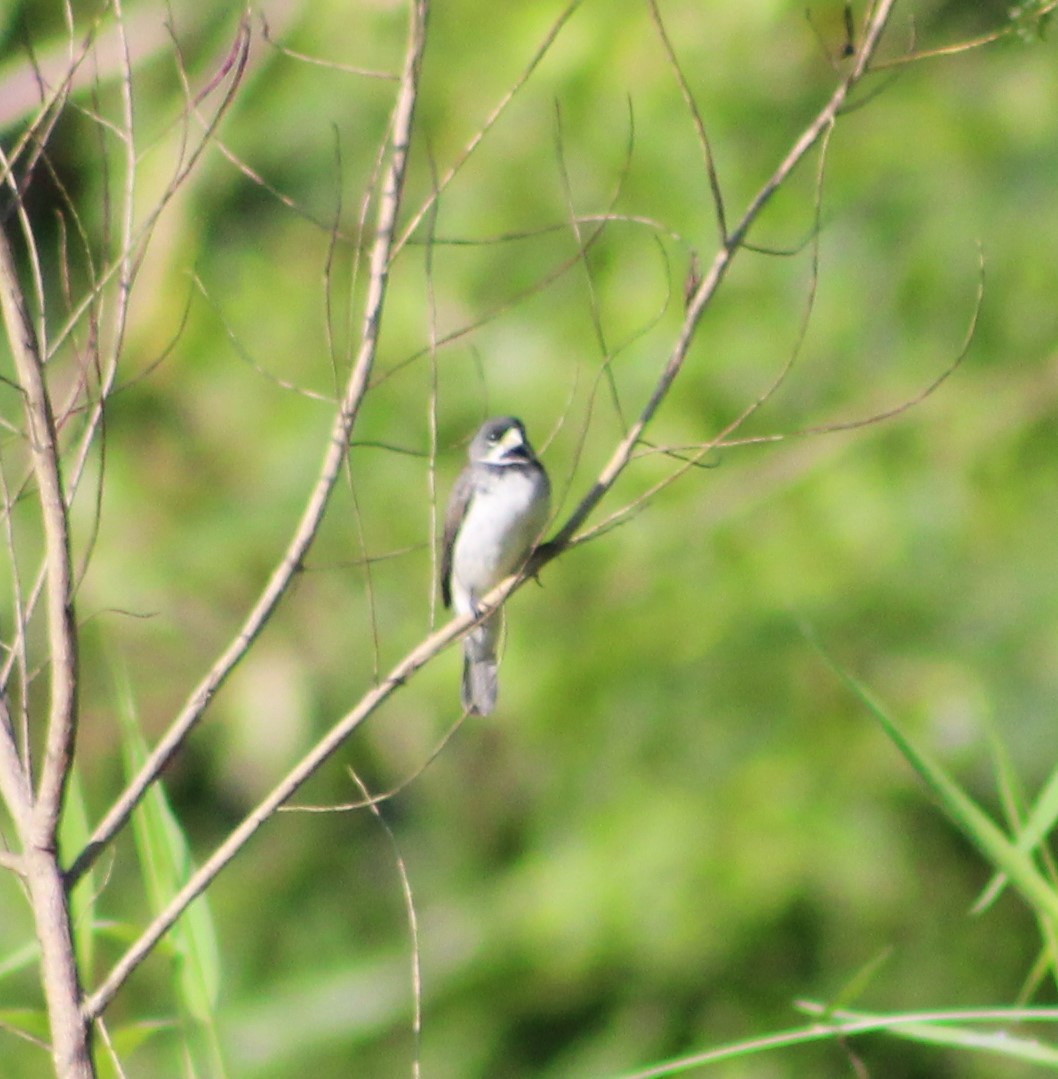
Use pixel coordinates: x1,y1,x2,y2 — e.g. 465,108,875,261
68,0,431,888
543,0,898,557
0,228,79,835
0,198,92,1079
258,12,400,80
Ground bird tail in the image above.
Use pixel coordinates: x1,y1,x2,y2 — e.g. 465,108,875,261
462,616,500,715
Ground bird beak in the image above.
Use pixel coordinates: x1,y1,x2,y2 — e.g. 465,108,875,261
497,425,531,461
498,426,525,452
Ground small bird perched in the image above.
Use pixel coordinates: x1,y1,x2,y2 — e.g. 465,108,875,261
441,416,551,715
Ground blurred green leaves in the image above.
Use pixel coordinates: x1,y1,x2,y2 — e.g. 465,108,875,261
2,1,1058,1076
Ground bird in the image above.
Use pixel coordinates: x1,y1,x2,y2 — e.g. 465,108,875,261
441,416,551,715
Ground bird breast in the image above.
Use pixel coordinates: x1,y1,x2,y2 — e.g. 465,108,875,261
451,468,549,604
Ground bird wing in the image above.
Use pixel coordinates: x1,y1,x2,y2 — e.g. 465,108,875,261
440,466,475,608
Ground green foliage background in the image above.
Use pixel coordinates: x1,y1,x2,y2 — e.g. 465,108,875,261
2,0,1058,1076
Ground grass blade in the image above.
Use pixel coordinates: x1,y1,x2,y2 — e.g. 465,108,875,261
114,667,225,1077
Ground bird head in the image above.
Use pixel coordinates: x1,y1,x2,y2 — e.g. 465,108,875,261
471,416,535,466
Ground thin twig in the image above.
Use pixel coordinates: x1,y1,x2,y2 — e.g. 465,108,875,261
579,245,982,550
284,712,467,813
646,0,727,243
41,17,252,368
258,12,399,80
873,0,1058,69
392,0,583,258
553,96,637,431
345,767,423,1079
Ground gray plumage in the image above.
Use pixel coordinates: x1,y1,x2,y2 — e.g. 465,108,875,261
441,417,550,715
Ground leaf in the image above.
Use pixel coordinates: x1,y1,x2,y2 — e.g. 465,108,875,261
114,665,226,1076
811,641,1058,928
975,758,1058,914
799,1002,1058,1067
